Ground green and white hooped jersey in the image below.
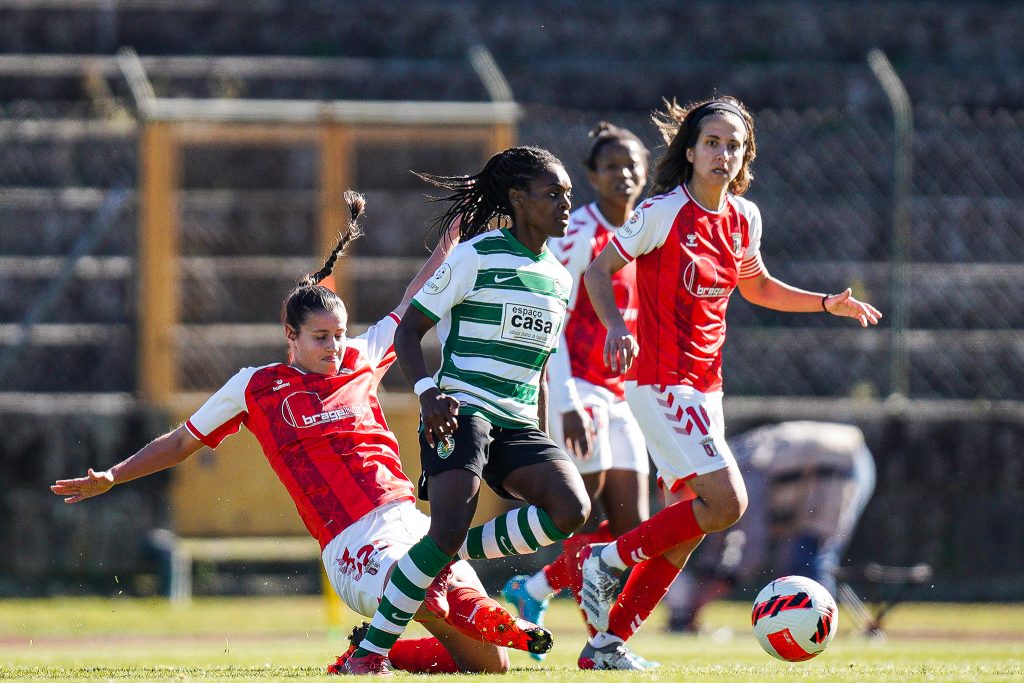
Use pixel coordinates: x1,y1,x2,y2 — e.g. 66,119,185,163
411,228,572,428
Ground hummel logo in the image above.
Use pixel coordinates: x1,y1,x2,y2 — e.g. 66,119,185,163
272,381,291,391
494,273,519,283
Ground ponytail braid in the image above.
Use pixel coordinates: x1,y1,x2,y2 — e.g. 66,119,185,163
283,190,366,330
302,190,366,286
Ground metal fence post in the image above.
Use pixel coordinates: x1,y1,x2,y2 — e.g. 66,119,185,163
867,48,913,398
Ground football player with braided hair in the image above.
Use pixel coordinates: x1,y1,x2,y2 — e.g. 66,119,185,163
502,122,659,667
347,146,593,674
52,191,553,675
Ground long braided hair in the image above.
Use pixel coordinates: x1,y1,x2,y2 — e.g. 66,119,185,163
650,96,757,197
415,146,565,244
281,190,365,331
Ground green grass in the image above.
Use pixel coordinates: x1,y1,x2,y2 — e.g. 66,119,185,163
1,597,1022,681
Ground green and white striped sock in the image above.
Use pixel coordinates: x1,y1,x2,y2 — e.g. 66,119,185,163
458,505,571,561
355,536,453,657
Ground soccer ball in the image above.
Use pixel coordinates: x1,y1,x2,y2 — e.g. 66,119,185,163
751,575,838,662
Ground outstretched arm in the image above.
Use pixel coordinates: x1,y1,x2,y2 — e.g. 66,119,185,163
50,425,204,503
393,222,462,318
583,245,636,373
738,274,882,327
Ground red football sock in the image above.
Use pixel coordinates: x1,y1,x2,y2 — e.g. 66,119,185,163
608,555,682,641
446,585,510,641
389,638,459,673
543,521,612,592
614,499,704,567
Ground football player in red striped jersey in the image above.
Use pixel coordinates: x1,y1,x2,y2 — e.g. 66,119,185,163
51,192,552,675
574,97,881,668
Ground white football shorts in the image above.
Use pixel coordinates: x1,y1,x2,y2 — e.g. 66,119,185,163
624,382,735,491
321,500,471,618
547,378,648,476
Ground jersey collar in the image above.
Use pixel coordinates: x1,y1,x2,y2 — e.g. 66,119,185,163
682,183,729,215
500,227,546,262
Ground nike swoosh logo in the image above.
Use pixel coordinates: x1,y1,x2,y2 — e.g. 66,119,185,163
494,274,519,283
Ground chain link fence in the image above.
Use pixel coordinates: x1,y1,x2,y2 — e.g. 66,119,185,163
1,105,1022,402
523,104,1024,402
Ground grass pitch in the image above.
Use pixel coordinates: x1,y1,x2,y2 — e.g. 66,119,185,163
1,596,1022,681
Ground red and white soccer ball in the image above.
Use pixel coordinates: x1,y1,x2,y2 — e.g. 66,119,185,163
751,575,838,662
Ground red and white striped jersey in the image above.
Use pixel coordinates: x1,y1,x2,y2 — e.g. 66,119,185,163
547,203,639,408
610,185,766,392
184,313,415,549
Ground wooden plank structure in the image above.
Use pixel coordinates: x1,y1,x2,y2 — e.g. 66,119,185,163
120,47,520,605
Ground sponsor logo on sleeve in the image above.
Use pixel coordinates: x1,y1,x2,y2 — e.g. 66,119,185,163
424,263,452,295
618,209,644,238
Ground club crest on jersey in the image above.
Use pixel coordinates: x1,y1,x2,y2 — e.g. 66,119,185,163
731,232,743,256
437,434,455,459
700,436,719,457
619,209,644,238
424,263,452,295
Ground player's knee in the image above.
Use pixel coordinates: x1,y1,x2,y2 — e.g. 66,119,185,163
468,649,510,673
548,495,590,536
731,486,749,524
703,491,747,532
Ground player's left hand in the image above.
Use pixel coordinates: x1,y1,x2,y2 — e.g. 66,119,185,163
561,408,594,461
419,388,460,448
824,288,882,327
50,468,115,503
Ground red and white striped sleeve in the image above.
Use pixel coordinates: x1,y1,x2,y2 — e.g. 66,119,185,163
738,200,767,279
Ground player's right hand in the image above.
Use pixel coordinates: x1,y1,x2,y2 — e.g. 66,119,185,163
419,388,460,447
604,323,639,374
562,409,594,461
50,468,114,504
